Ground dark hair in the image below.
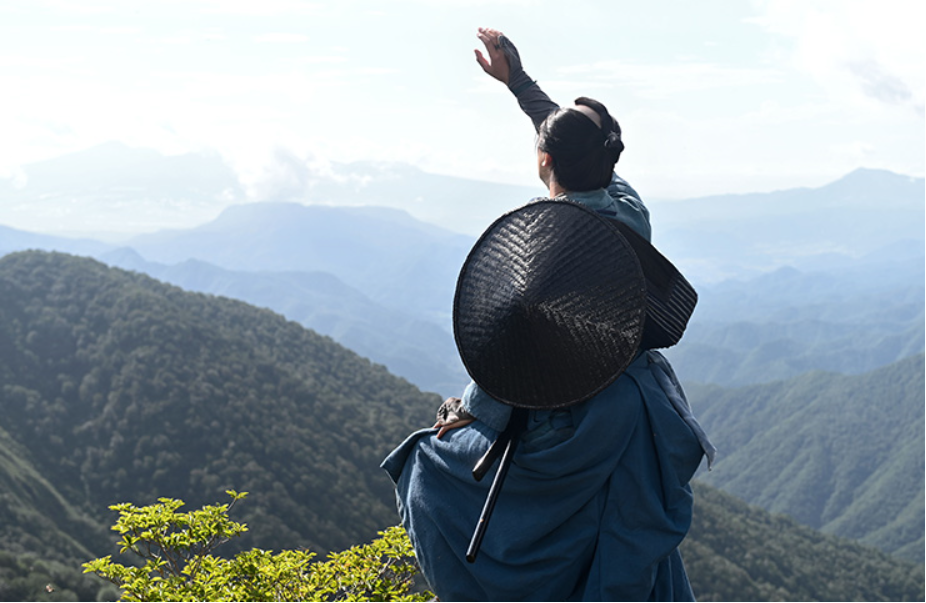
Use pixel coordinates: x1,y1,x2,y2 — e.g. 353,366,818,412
537,96,624,192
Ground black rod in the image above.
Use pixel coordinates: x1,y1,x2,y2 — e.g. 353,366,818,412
465,408,527,563
466,434,517,563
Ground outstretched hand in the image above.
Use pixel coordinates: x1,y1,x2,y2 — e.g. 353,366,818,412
474,27,511,84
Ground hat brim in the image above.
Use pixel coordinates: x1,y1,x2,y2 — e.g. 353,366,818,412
453,199,647,409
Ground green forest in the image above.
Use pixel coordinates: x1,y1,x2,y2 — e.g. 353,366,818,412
0,251,439,556
688,353,925,561
0,250,922,601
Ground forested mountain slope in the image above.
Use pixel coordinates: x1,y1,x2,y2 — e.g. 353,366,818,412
124,202,474,326
688,355,925,561
0,250,920,601
99,247,468,397
0,421,109,564
0,250,440,557
684,483,923,602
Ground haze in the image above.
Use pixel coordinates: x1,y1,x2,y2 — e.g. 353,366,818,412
0,0,923,237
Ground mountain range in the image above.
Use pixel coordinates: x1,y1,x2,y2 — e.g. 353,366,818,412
665,258,924,386
2,151,923,398
3,142,923,279
0,141,540,239
650,166,925,282
8,209,921,399
1,144,922,583
0,251,921,602
689,354,924,561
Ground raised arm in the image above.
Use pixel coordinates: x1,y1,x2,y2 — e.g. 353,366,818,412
475,27,559,132
474,28,652,240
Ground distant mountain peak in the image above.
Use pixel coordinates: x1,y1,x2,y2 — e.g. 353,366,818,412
822,166,924,198
838,166,918,180
199,200,466,240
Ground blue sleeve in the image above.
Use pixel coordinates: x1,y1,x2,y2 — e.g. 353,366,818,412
461,380,512,432
607,172,653,242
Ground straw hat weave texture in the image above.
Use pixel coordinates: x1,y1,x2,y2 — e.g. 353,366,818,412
453,200,647,409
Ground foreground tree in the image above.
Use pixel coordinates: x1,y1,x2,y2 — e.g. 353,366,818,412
83,491,431,602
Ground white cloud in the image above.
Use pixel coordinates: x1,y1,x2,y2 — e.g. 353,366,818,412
0,55,85,69
556,60,786,100
0,0,920,230
253,32,310,44
294,55,349,65
749,0,924,113
185,0,323,16
28,1,117,14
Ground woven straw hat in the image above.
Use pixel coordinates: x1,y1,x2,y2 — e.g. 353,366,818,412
453,199,648,409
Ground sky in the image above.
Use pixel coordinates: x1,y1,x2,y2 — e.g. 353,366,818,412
0,0,923,233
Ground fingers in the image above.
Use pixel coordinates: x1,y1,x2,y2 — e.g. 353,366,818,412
434,417,476,439
478,26,504,42
476,26,504,55
474,49,490,72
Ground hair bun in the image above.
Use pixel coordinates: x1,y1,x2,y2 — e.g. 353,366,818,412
604,131,624,152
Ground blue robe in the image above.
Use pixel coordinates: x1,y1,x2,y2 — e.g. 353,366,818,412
383,184,714,601
382,350,714,601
